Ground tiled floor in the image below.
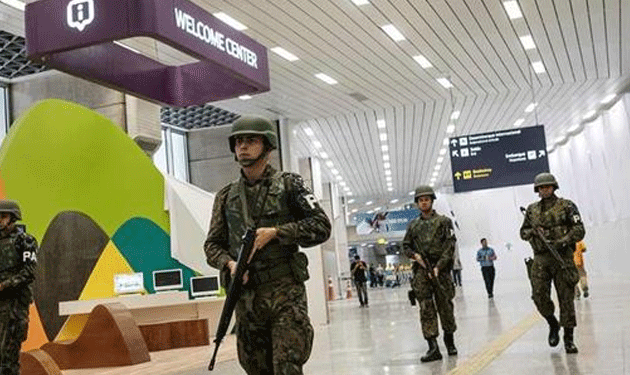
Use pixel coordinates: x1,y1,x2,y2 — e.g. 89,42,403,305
64,276,630,375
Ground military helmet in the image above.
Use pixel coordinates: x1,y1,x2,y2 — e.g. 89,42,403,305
0,200,21,221
414,185,436,201
534,172,559,192
228,116,278,153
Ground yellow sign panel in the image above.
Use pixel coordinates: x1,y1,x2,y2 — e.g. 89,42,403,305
463,170,472,179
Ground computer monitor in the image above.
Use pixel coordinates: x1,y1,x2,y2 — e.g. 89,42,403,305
113,272,144,295
189,275,220,298
152,268,183,292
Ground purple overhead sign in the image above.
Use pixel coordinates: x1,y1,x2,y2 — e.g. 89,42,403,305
25,0,270,106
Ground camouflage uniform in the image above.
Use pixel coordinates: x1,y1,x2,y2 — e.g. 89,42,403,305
403,210,457,339
205,165,331,375
520,195,584,328
0,224,38,375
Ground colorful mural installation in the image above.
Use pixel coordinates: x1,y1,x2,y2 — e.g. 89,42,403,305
0,99,198,349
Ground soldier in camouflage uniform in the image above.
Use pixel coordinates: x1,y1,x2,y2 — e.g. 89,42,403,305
402,186,457,363
204,116,331,375
0,200,38,375
520,173,584,354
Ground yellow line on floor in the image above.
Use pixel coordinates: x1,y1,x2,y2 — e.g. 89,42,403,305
447,311,542,375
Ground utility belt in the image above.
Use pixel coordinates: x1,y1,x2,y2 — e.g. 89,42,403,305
247,262,294,287
246,251,310,287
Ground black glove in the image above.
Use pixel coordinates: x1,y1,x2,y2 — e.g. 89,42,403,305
408,290,416,306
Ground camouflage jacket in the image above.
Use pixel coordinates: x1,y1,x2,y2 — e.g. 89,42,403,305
402,210,456,271
0,224,38,306
520,195,585,256
204,165,331,271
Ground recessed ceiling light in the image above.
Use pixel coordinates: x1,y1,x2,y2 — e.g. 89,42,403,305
351,208,358,213
351,0,370,5
381,145,389,152
381,24,405,42
270,47,299,62
437,78,453,89
347,192,354,196
413,54,432,69
386,176,393,181
313,141,322,149
503,1,523,20
304,127,314,137
583,110,596,120
326,160,334,168
513,118,525,127
339,181,347,186
443,137,449,146
213,12,247,30
385,170,392,176
348,199,355,204
408,191,414,196
434,164,441,171
320,152,329,159
432,171,439,177
366,201,373,206
377,119,386,129
390,199,399,204
387,187,394,192
601,94,617,105
331,169,339,175
437,156,444,163
315,73,338,85
383,154,390,161
439,148,447,155
532,61,546,74
380,133,387,141
238,95,252,100
336,175,343,181
446,125,455,133
384,162,391,169
520,35,536,50
450,111,460,120
374,207,382,211
429,182,435,187
525,103,538,112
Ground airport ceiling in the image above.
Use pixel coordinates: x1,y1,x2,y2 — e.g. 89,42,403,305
2,0,630,210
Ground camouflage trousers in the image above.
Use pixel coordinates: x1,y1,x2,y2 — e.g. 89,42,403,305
411,270,456,339
0,308,29,375
236,277,313,375
531,254,579,327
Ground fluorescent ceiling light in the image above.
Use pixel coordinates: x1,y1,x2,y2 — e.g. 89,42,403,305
347,192,354,196
386,176,393,181
377,119,386,129
304,127,314,136
331,169,339,175
430,177,437,183
429,182,435,187
387,183,393,188
270,47,299,62
525,103,537,112
313,141,322,149
437,78,453,89
439,148,447,155
315,73,338,85
503,1,523,20
366,201,373,205
320,152,329,159
408,191,415,196
375,207,382,211
380,133,388,141
582,110,596,120
351,209,358,213
383,154,390,161
434,164,441,171
336,175,343,181
381,145,389,152
238,95,252,100
0,0,24,11
413,55,432,69
388,187,394,192
601,94,617,104
390,199,399,204
385,170,392,176
339,181,347,186
446,125,455,133
348,199,355,204
384,162,391,169
326,160,334,168
450,111,460,120
432,171,439,177
213,12,247,31
443,137,449,146
437,156,444,163
351,0,370,5
513,118,525,127
520,35,536,50
381,24,405,42
532,61,546,73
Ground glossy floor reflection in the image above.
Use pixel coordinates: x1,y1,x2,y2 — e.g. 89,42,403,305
64,276,630,374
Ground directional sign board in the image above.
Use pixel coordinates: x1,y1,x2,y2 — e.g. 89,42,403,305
449,125,550,193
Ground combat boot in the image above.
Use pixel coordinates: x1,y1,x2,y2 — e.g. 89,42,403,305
443,333,458,356
420,337,442,362
544,315,560,347
564,328,578,354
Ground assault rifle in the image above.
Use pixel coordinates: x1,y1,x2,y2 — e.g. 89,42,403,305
519,207,569,267
208,228,256,370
